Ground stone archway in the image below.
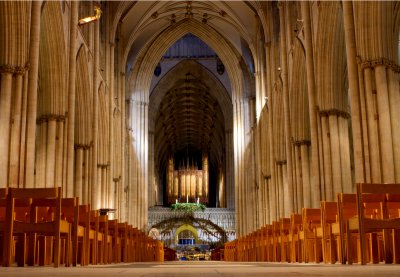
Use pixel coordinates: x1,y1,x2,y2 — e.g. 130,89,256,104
148,59,234,209
175,224,199,244
125,18,251,235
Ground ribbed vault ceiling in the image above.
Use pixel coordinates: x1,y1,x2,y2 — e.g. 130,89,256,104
155,73,225,172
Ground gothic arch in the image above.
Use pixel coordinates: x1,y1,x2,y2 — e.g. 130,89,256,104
98,82,110,166
37,0,67,117
75,46,93,146
127,19,244,101
314,1,352,201
73,46,93,203
175,224,199,244
35,1,67,190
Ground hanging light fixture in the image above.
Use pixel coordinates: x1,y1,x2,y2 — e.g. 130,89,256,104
78,5,102,26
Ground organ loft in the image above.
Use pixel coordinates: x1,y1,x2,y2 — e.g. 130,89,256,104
166,154,210,205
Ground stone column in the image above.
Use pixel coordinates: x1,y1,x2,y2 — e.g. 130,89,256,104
55,120,64,189
83,148,90,204
320,113,333,200
45,119,57,188
120,72,127,220
375,65,395,183
300,1,321,207
294,144,303,210
388,69,400,182
363,67,381,182
9,71,24,187
75,147,83,201
0,70,13,187
18,72,29,187
66,1,79,197
339,116,352,193
225,130,234,209
279,2,294,216
233,100,241,235
342,0,365,183
91,14,99,209
25,0,42,188
144,101,149,226
301,143,311,208
328,113,342,197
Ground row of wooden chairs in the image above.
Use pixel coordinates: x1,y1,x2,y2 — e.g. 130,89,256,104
0,187,164,267
225,183,400,265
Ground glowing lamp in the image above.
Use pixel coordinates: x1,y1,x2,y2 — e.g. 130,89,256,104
78,6,102,25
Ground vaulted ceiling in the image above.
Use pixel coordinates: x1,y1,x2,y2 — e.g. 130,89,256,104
150,59,231,174
113,0,255,178
113,1,259,69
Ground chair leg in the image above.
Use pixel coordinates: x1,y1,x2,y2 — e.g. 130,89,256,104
54,232,60,267
360,230,367,265
16,234,26,267
346,229,353,265
393,229,400,264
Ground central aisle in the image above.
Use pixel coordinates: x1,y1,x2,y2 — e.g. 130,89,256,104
1,261,399,276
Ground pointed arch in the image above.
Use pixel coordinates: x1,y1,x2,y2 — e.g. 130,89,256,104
75,46,93,146
37,0,67,117
127,19,244,101
98,82,110,165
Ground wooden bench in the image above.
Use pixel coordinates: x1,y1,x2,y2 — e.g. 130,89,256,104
351,183,400,264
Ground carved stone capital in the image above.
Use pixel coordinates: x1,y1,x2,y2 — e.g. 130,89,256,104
276,159,287,165
98,163,109,169
36,114,66,124
319,108,350,119
14,66,26,75
361,58,400,73
293,140,311,147
0,65,15,74
75,143,91,150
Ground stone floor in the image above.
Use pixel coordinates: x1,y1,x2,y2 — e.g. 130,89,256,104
1,261,400,277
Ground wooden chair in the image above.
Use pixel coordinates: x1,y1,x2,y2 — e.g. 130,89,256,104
0,188,8,265
4,187,71,267
108,219,121,263
349,183,400,265
300,208,322,263
98,214,112,263
385,194,400,263
320,201,338,264
263,224,273,262
334,193,357,264
280,218,291,262
60,198,89,266
77,204,91,266
90,210,104,264
118,222,129,262
346,191,384,264
272,221,281,262
289,213,302,263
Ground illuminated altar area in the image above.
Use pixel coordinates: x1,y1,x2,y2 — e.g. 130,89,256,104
166,154,209,205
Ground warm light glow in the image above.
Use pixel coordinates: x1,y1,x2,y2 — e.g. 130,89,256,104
78,6,102,26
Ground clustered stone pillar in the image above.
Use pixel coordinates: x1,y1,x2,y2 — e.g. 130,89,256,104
66,1,79,197
278,2,294,217
300,0,321,207
91,13,99,209
343,1,400,184
24,0,42,188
